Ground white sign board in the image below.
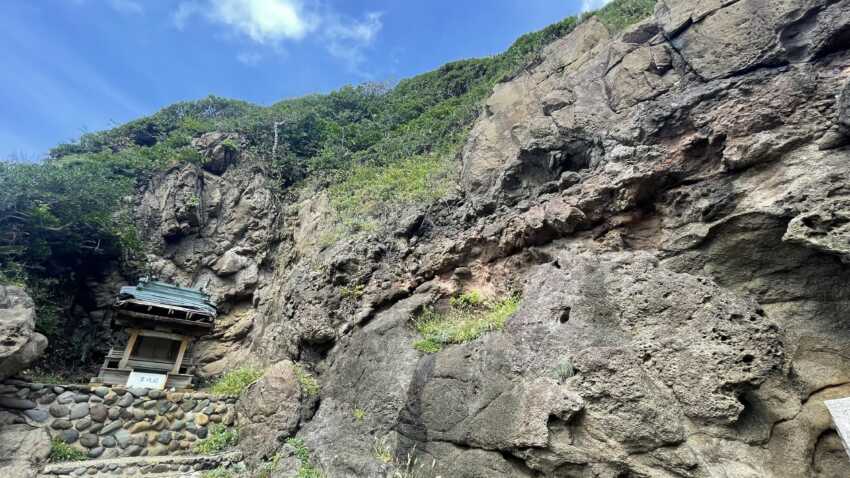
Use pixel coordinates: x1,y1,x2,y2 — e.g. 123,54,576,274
126,371,168,390
825,397,850,459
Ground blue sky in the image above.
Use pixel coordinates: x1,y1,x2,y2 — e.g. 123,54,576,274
0,0,609,160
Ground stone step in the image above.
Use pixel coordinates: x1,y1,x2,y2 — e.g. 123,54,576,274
39,451,242,477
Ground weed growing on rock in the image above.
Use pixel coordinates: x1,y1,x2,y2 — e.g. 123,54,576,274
194,425,239,454
372,436,393,464
202,467,234,478
210,366,264,396
48,439,87,462
353,407,366,422
413,338,442,354
340,283,366,300
413,294,520,353
592,0,657,32
294,363,320,396
553,359,576,383
286,438,326,478
389,453,439,478
328,154,452,234
449,290,484,308
256,453,283,478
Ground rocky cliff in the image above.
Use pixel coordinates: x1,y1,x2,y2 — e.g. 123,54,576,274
36,0,850,476
0,286,47,381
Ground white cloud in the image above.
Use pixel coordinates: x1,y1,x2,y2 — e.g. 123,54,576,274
175,0,317,42
323,11,382,74
236,51,263,66
174,0,382,73
67,0,143,14
581,0,612,12
173,2,200,30
108,0,143,14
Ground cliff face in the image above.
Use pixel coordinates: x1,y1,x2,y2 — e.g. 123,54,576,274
123,0,850,476
0,286,47,381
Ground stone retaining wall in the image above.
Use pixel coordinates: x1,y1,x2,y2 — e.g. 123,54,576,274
40,451,243,477
0,379,238,460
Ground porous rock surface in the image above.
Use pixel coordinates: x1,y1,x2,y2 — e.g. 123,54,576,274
0,286,47,380
62,0,850,476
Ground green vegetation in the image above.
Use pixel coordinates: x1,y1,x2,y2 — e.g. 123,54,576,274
353,407,366,422
256,453,284,478
48,439,87,462
449,290,484,309
413,293,520,353
389,454,439,478
553,359,576,383
594,0,658,32
19,368,68,385
340,283,366,300
294,364,320,396
202,467,235,478
210,366,264,396
286,438,325,478
194,425,239,454
372,436,393,464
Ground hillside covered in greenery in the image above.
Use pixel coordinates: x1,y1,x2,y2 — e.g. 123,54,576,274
0,0,655,372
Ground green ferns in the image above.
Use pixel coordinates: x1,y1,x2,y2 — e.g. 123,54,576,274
413,293,520,353
210,366,264,396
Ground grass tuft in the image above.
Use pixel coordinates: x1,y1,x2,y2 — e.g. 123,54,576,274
340,284,366,300
553,359,576,383
593,0,657,32
194,425,238,454
48,439,87,462
328,154,452,234
294,364,320,397
372,436,393,464
202,467,234,478
286,437,326,478
412,294,520,353
210,366,264,396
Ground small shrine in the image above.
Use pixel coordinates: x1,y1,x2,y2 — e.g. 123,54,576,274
92,278,216,389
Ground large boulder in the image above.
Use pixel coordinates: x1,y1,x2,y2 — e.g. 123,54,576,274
0,286,47,380
0,424,50,478
236,361,303,466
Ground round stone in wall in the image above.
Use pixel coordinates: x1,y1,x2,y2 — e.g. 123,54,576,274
99,419,123,435
0,397,35,410
51,419,72,430
92,387,109,398
49,403,69,418
75,417,92,431
90,404,108,422
127,388,148,398
117,394,134,408
23,409,49,422
60,429,79,444
69,403,89,420
79,433,99,448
